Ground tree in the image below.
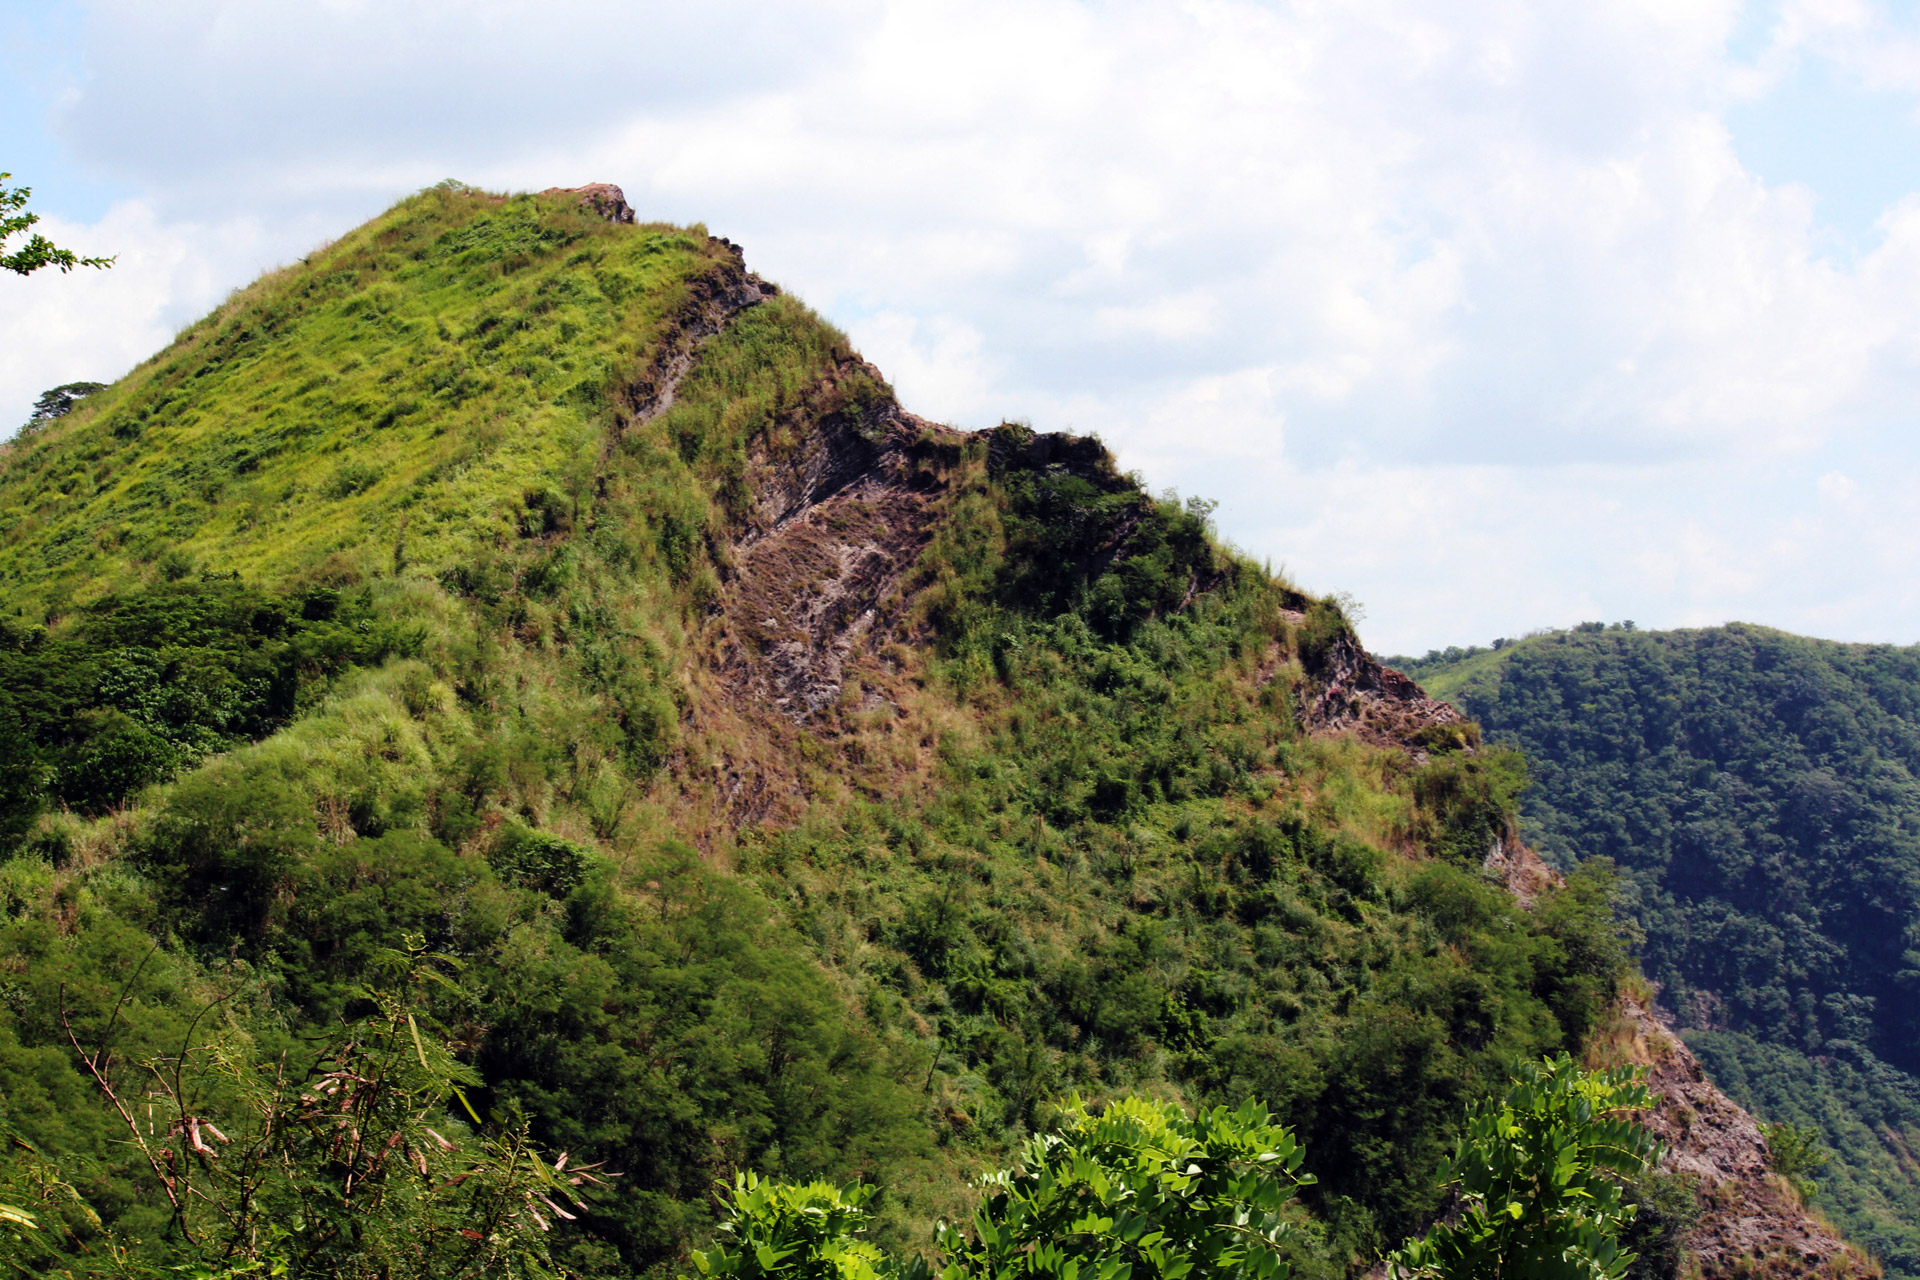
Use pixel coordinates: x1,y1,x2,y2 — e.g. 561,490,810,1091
23,381,106,431
1,173,113,276
1387,1055,1664,1280
1761,1121,1830,1204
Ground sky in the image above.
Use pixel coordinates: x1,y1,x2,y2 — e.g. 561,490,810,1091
6,0,1920,656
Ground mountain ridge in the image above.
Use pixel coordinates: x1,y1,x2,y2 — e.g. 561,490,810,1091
0,184,1872,1279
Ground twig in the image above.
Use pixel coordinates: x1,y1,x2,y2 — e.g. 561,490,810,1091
59,989,193,1243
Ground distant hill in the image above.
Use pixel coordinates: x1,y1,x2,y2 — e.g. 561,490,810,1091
1393,623,1920,1276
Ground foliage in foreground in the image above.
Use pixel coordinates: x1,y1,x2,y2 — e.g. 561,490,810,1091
691,1095,1313,1280
692,1065,1656,1280
937,1095,1311,1280
1387,1055,1661,1280
0,940,600,1279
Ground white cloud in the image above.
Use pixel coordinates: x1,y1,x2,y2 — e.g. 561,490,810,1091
14,0,1920,652
1817,469,1860,503
848,311,1000,426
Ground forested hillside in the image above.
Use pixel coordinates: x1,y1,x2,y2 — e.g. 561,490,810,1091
1394,624,1920,1276
0,185,1860,1279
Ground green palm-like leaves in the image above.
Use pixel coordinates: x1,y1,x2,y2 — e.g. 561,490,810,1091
687,1097,1312,1280
1387,1055,1663,1280
938,1095,1312,1280
691,1174,916,1280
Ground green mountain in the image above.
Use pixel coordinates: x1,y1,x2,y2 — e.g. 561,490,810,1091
1393,623,1920,1277
0,185,1859,1279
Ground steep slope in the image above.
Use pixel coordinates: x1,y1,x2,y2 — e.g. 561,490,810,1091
0,186,1848,1279
1395,624,1920,1277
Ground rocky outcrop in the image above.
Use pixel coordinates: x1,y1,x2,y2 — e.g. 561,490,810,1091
1483,837,1879,1277
1482,831,1558,908
984,422,1127,484
1291,621,1473,759
611,253,780,437
718,365,964,721
541,182,638,224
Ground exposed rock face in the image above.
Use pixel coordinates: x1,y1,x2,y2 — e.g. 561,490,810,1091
1329,648,1884,1277
1481,827,1879,1276
611,257,780,436
721,365,964,721
1624,995,1878,1278
984,423,1124,481
1483,830,1558,908
541,182,638,224
1292,620,1473,758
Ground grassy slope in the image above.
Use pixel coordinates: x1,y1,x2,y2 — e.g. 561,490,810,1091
0,190,1633,1279
1402,624,1920,1277
0,185,719,614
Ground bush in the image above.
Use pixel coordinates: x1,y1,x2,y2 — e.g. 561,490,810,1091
1411,749,1527,867
1762,1121,1830,1203
691,1175,907,1280
489,823,591,896
942,1095,1312,1280
134,757,318,943
688,1095,1313,1280
1386,1055,1662,1280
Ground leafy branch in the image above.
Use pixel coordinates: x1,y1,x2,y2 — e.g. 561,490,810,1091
2,173,113,276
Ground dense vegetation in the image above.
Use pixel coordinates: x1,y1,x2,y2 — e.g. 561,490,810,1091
1395,624,1920,1276
687,1061,1660,1280
0,187,1641,1278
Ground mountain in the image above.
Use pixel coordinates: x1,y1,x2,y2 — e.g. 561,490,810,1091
1393,623,1920,1277
0,184,1869,1278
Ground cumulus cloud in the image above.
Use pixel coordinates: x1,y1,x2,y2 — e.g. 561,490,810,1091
12,0,1920,651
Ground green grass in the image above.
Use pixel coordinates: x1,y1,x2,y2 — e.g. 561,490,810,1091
0,185,723,618
1395,644,1509,704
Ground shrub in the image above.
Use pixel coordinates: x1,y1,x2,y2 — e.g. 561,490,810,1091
489,823,591,897
134,756,318,943
1386,1055,1662,1280
687,1096,1313,1280
940,1095,1313,1280
690,1175,907,1280
1762,1121,1830,1203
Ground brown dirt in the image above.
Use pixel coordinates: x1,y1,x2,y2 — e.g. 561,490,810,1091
670,353,974,827
720,386,961,721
